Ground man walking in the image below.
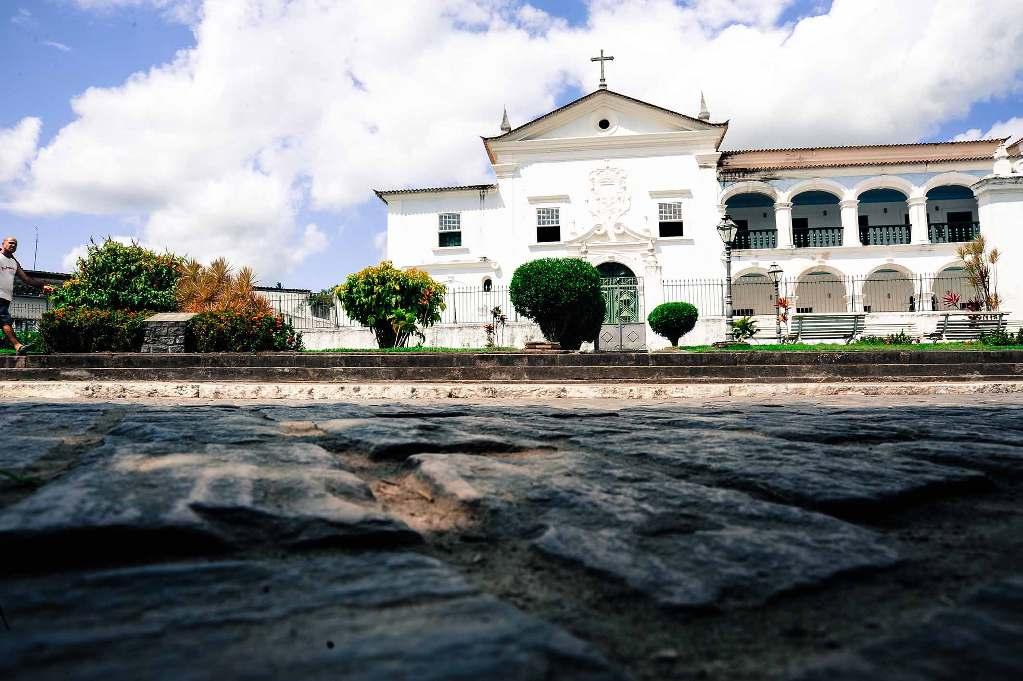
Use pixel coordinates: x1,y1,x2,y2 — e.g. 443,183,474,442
1,236,54,355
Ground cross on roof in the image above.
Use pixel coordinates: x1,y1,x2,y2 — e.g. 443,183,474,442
590,49,614,90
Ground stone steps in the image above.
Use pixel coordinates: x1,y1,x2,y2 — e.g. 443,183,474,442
1,350,1020,383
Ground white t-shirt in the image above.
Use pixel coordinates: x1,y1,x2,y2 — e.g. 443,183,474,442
0,252,18,302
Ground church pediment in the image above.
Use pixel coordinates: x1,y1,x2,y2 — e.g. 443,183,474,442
482,89,728,163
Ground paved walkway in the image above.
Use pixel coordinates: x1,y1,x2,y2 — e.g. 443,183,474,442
2,395,1022,680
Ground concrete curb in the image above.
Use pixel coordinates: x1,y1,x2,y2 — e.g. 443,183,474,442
3,380,1023,401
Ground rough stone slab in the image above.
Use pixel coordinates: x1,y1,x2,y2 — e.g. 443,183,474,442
873,440,1023,476
0,553,624,681
786,576,1023,680
0,440,418,567
404,452,899,609
106,406,284,445
0,404,105,477
144,312,196,322
568,426,988,517
311,417,553,460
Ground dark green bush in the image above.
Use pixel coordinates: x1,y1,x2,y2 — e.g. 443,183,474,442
187,311,303,352
40,308,149,352
979,328,1023,346
509,258,604,350
51,238,181,312
854,331,920,346
647,302,699,346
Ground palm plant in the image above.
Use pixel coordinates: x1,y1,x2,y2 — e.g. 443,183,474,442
175,258,273,315
955,236,1000,311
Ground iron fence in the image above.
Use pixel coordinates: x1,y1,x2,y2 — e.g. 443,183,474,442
261,286,519,330
662,272,981,317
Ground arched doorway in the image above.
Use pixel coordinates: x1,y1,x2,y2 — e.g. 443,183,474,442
732,273,775,316
597,262,636,279
794,270,847,313
597,261,645,350
926,186,978,243
791,190,842,248
858,189,910,245
725,193,777,249
932,265,980,310
862,268,914,312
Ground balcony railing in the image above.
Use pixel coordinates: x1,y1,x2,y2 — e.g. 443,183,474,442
733,229,777,250
793,226,842,248
929,222,979,244
860,224,911,246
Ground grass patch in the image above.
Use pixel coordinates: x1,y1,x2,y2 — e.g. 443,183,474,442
676,343,1023,352
304,346,519,353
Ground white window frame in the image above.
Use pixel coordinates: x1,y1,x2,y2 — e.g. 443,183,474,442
657,201,684,238
437,212,462,248
535,206,562,243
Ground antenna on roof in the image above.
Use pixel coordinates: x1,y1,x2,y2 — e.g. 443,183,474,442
33,226,38,270
500,106,511,133
698,91,710,122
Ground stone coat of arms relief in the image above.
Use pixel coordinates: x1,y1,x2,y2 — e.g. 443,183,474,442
585,164,632,241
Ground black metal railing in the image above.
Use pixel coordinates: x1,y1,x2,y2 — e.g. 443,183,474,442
928,222,980,244
793,226,843,248
860,224,911,246
733,229,778,250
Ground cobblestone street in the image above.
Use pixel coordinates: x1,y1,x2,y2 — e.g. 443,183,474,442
2,395,1022,680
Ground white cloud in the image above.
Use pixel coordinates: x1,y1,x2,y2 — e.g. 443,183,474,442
11,8,34,26
43,40,72,52
953,117,1023,143
5,0,1023,280
0,118,41,184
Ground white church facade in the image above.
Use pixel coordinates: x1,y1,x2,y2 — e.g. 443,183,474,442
376,83,1023,347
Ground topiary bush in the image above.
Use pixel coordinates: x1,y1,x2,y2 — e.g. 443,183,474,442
509,258,604,350
40,308,150,352
51,238,182,312
187,311,303,352
647,302,699,347
337,261,446,348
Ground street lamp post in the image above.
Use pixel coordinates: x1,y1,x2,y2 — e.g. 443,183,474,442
768,262,783,342
716,215,739,328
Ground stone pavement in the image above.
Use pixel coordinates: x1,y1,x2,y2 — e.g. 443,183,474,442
1,395,1022,680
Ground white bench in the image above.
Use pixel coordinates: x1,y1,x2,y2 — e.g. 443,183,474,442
927,311,1009,341
786,313,865,344
857,320,919,341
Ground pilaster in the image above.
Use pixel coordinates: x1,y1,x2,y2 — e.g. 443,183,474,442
907,196,929,245
774,201,793,248
840,199,860,247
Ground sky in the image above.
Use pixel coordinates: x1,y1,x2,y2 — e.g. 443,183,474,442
1,0,1022,289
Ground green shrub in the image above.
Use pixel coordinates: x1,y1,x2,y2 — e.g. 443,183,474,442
51,238,181,312
187,312,303,352
647,302,699,346
854,331,920,346
337,261,446,348
509,258,604,350
40,308,149,352
730,316,758,342
979,328,1023,346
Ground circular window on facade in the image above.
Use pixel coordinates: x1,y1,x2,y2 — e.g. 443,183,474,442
598,118,611,130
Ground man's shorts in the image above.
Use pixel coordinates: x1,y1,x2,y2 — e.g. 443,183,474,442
0,298,13,326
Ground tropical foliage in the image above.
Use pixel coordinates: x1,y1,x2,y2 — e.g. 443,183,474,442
509,258,604,350
730,316,758,342
956,236,1000,310
50,238,181,312
176,258,273,315
647,302,699,347
40,308,149,352
336,261,446,348
187,311,302,352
